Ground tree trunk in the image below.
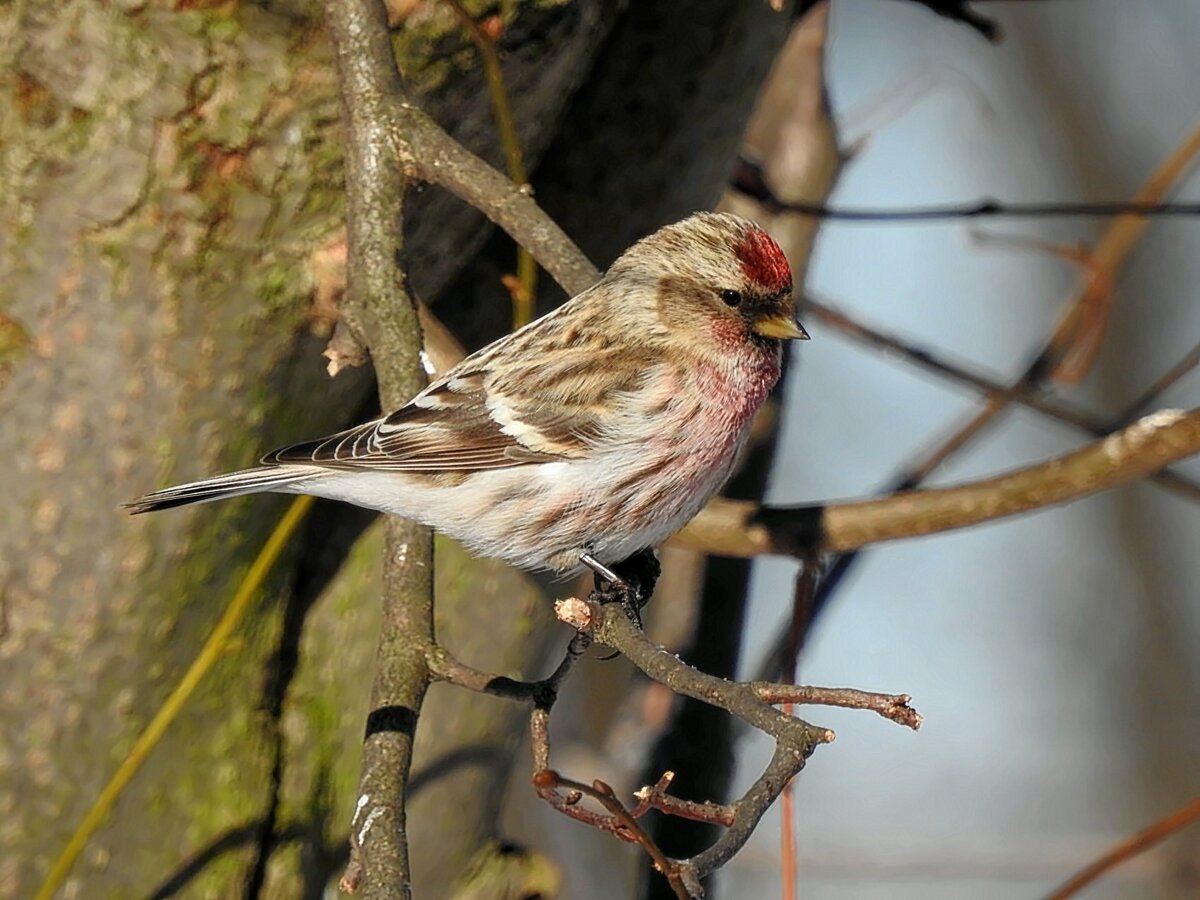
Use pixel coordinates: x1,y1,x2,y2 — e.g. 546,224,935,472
0,0,791,895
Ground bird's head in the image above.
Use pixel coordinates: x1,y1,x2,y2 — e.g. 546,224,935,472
608,212,808,353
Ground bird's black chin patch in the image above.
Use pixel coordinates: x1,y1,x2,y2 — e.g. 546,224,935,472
749,331,781,353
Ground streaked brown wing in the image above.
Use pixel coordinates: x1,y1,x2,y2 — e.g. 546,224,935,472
265,303,663,473
263,367,564,471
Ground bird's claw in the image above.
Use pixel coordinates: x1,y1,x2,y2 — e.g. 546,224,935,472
580,549,660,632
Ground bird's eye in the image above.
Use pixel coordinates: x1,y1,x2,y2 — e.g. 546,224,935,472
720,289,743,307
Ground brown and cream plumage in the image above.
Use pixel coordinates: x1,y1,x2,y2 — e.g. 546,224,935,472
126,212,808,573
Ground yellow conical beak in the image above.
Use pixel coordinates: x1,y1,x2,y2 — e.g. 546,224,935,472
753,315,810,341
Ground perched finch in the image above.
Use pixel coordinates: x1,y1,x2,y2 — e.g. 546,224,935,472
127,212,807,575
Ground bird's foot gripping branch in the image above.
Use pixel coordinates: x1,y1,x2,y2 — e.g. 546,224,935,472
581,547,663,629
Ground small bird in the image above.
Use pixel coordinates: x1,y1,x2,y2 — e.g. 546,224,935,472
127,212,808,576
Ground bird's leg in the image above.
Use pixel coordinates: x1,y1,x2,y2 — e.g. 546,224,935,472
580,548,661,630
579,552,628,591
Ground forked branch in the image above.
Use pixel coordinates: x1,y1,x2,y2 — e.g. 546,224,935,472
545,597,918,895
423,588,919,898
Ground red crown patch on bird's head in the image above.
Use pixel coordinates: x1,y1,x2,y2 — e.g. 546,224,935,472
735,228,792,293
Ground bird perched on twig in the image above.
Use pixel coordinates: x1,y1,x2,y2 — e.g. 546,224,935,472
127,212,807,591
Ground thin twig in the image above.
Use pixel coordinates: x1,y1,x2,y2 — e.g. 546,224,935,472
802,297,1097,429
426,628,592,706
533,771,690,899
1116,341,1200,421
733,158,1200,220
751,684,923,731
1045,796,1200,900
631,773,737,828
799,298,1200,504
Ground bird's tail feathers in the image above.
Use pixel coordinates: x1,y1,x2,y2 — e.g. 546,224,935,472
124,466,321,514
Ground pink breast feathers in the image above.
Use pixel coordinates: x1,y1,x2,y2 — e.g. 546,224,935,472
735,228,792,293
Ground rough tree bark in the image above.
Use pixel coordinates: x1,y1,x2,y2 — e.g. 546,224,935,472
0,0,603,895
0,1,793,896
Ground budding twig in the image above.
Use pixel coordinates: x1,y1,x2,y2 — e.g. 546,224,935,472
751,684,923,730
533,770,690,899
631,772,737,828
539,597,920,893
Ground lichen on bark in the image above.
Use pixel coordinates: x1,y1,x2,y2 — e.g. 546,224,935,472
1,0,794,894
1,2,358,894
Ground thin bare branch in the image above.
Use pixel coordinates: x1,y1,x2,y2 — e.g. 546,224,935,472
426,629,592,707
732,160,1200,220
1046,796,1200,900
631,773,737,828
752,684,923,730
802,297,1097,428
533,771,690,899
1117,341,1200,421
800,298,1200,504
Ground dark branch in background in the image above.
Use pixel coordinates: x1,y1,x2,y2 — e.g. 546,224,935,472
907,0,999,40
797,0,1011,41
733,157,1200,221
1120,341,1200,417
800,298,1200,504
